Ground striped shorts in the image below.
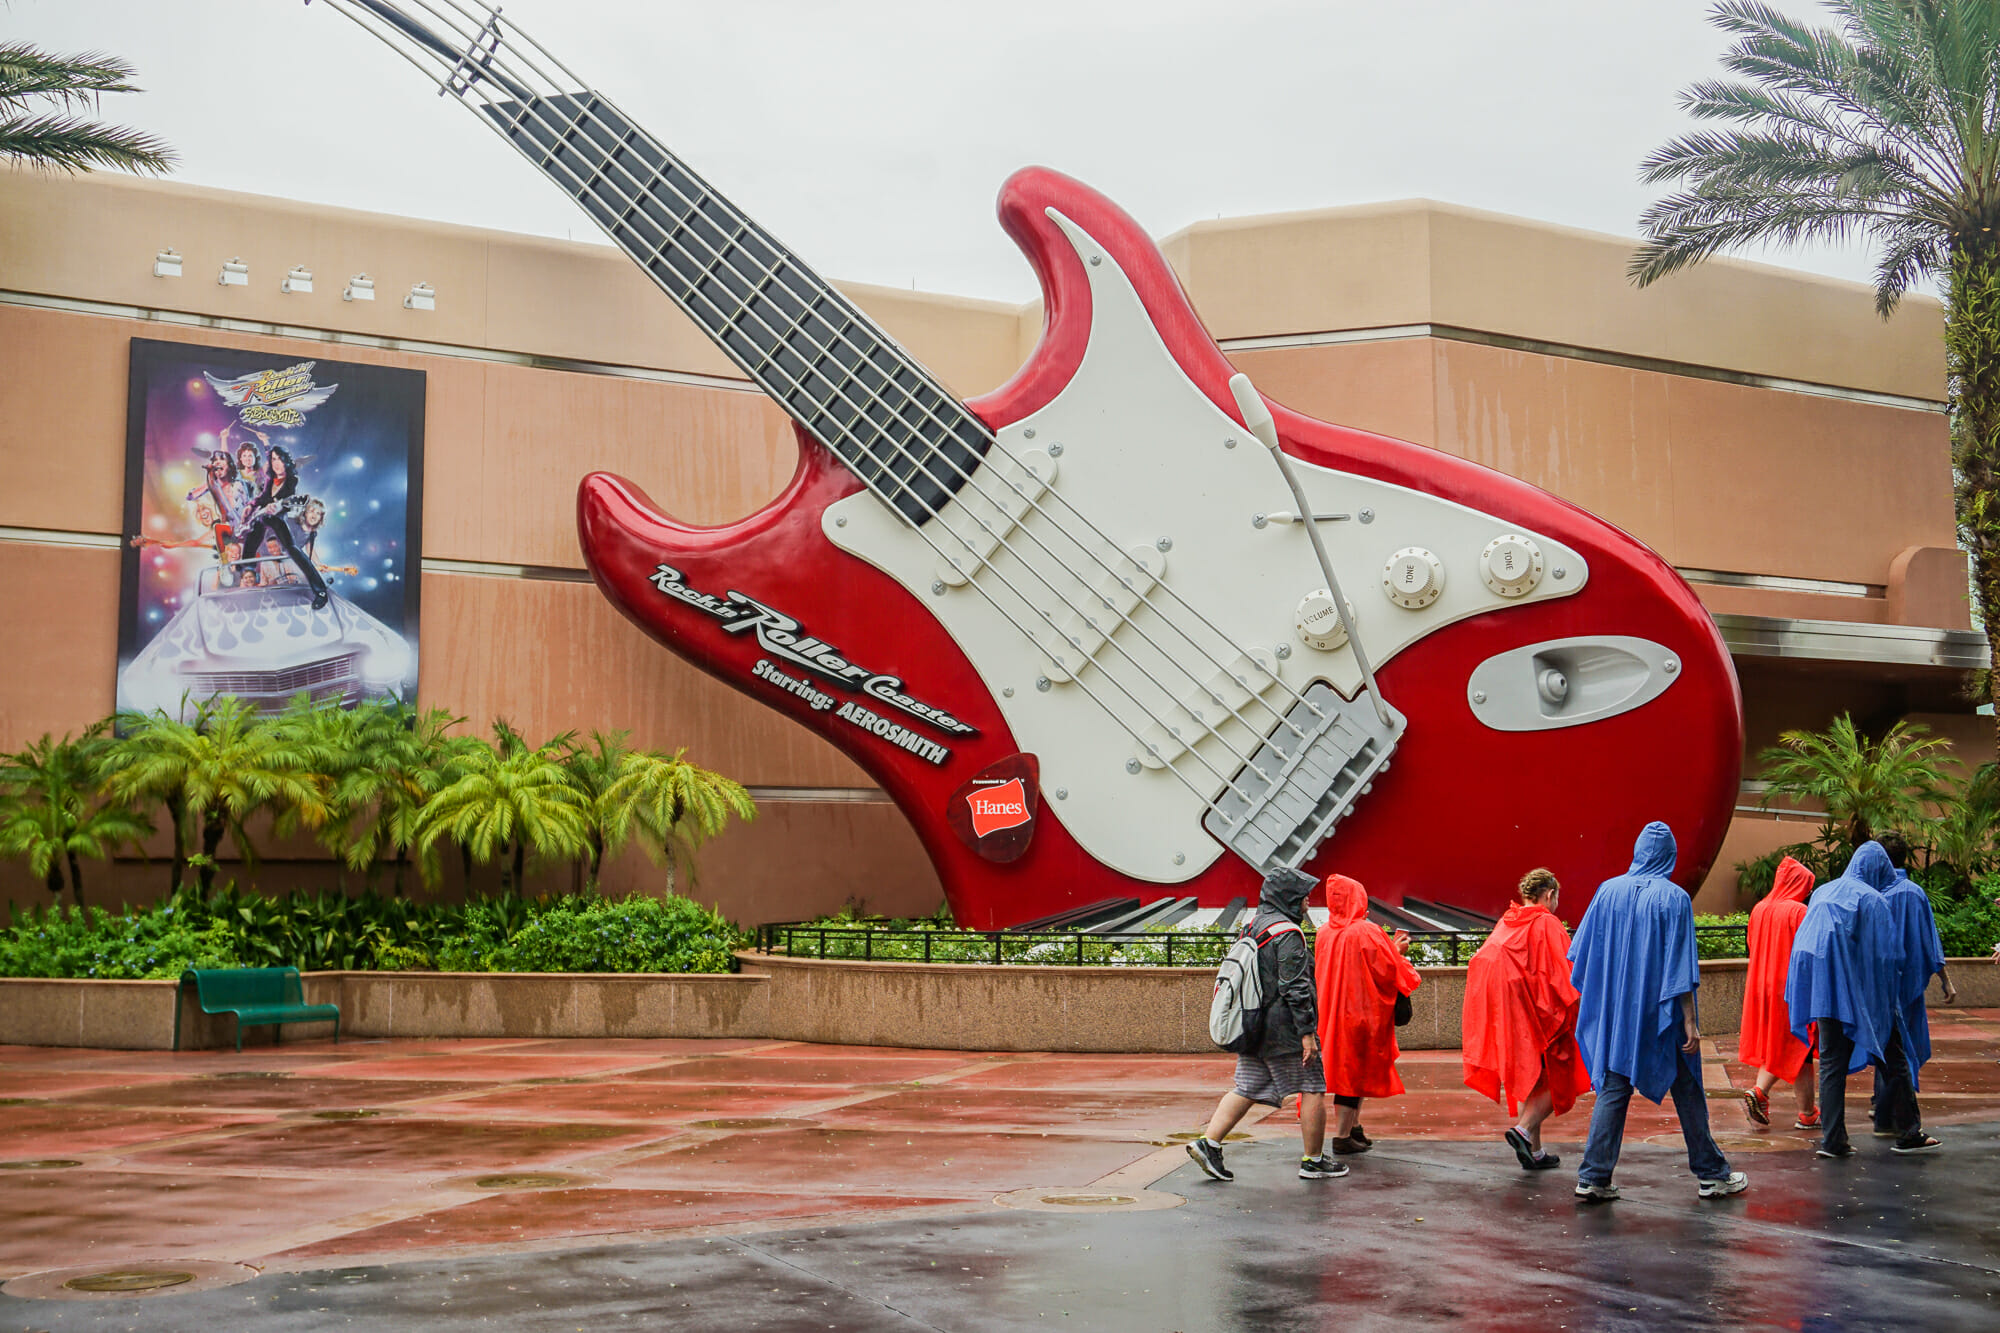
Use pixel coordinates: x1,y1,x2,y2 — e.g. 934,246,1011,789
1233,1049,1327,1107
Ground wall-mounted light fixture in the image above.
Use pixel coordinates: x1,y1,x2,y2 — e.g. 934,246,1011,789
218,258,249,287
153,248,182,278
404,281,435,311
281,265,314,295
343,274,375,302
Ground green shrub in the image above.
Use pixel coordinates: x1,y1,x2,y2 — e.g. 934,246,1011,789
0,886,746,977
1933,880,2000,957
0,903,241,979
486,893,745,974
1694,912,1751,960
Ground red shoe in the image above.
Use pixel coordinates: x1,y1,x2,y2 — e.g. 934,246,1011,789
1744,1088,1770,1126
1794,1109,1822,1130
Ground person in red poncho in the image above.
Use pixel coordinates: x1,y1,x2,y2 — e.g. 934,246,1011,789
1461,868,1594,1170
1315,873,1421,1153
1739,855,1819,1130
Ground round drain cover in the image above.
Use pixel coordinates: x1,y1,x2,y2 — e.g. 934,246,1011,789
0,1159,82,1170
687,1117,814,1131
312,1109,381,1121
65,1270,195,1293
473,1173,576,1190
1041,1193,1134,1207
522,1076,589,1085
205,1071,290,1080
1646,1132,1810,1154
4,1259,259,1302
0,1097,42,1105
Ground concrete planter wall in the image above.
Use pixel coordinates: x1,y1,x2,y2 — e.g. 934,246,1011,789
0,957,1988,1051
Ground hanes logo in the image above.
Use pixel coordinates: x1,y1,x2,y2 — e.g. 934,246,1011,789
968,778,1032,838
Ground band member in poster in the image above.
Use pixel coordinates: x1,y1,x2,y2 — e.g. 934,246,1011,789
131,495,229,559
238,445,330,608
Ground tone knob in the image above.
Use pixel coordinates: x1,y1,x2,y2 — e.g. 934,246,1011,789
1481,533,1545,598
1294,588,1354,651
1382,547,1444,609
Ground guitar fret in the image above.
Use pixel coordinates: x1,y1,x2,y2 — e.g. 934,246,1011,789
485,89,987,525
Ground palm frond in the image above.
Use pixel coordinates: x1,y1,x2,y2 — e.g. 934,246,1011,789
0,113,174,174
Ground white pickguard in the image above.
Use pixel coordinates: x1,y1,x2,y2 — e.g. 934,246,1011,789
825,211,1587,884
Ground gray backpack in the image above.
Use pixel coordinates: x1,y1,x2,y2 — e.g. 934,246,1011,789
1209,921,1300,1053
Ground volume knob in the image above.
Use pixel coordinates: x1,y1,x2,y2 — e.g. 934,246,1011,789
1382,547,1444,609
1295,588,1354,651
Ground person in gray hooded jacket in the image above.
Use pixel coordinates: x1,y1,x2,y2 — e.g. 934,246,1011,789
1187,866,1346,1182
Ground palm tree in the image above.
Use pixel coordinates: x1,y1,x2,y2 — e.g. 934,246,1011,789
596,747,755,893
1757,714,1954,848
1,43,174,174
1632,2,2000,722
0,729,151,907
409,734,593,893
562,731,634,891
101,697,329,893
1927,757,2000,888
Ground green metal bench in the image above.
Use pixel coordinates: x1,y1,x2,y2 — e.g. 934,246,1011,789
173,967,341,1052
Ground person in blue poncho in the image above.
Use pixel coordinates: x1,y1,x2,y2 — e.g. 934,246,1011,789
1871,834,1955,1136
1785,840,1939,1157
1568,822,1747,1203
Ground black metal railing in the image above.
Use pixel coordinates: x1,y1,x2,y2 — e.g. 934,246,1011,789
752,922,1751,968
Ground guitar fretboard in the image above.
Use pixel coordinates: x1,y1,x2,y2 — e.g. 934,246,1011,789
484,92,991,527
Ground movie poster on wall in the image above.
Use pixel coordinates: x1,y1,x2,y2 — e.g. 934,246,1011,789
117,339,426,721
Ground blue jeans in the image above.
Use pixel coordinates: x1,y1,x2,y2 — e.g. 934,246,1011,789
1578,1052,1730,1186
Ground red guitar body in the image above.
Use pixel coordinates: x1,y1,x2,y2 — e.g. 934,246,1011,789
578,168,1743,928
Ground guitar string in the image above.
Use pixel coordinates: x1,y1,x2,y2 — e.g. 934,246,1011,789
382,0,1330,753
326,1,1355,837
396,0,1328,758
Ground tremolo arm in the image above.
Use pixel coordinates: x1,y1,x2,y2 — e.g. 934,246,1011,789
1201,375,1407,873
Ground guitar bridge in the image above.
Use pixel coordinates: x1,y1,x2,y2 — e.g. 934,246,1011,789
1202,683,1405,873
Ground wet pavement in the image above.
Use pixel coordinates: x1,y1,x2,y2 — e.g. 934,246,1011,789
2,1011,1998,1329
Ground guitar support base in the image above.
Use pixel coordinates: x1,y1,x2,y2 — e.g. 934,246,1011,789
1203,684,1406,874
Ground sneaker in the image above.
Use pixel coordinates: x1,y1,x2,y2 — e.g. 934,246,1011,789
1299,1153,1349,1180
1574,1181,1620,1203
1185,1137,1233,1182
1504,1127,1537,1170
1891,1133,1942,1155
1349,1125,1373,1149
1527,1151,1562,1171
1329,1135,1370,1155
1794,1109,1821,1130
1698,1171,1749,1199
1744,1088,1770,1126
1815,1144,1857,1159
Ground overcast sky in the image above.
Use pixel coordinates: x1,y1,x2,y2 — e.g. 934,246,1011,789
7,0,1881,304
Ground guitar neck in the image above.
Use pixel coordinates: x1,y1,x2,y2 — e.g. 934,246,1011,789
481,91,990,527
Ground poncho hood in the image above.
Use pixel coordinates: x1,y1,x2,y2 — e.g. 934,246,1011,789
1258,865,1317,924
1769,856,1814,906
1324,873,1368,926
1628,821,1677,878
1845,841,1896,893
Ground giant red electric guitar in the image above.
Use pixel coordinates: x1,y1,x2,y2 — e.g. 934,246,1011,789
320,0,1743,927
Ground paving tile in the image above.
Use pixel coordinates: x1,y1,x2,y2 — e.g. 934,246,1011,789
950,1054,1237,1091
618,1126,1144,1193
0,1167,420,1274
48,1076,489,1112
489,1037,774,1057
768,1044,1000,1061
326,1054,670,1081
0,1069,180,1100
633,1055,966,1086
270,1187,971,1259
0,1104,265,1159
816,1087,1217,1137
415,1080,843,1123
119,1115,673,1174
